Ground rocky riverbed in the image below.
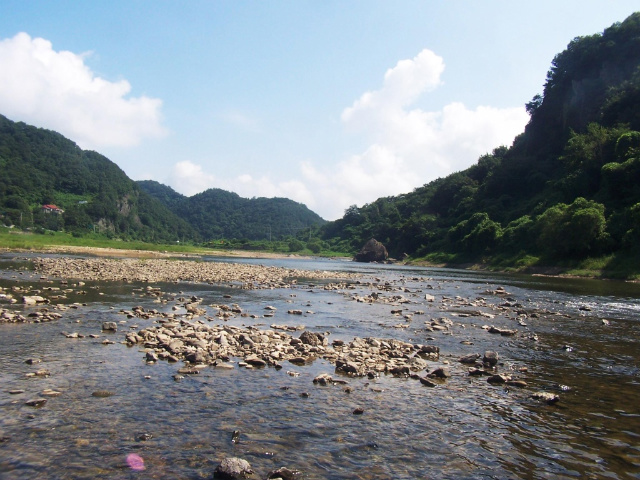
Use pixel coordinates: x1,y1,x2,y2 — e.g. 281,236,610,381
6,256,559,404
1,252,639,479
32,256,357,287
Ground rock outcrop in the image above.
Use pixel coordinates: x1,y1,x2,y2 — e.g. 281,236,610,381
354,238,388,263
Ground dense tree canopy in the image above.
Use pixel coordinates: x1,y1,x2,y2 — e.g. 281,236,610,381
319,13,640,263
138,180,326,241
0,114,197,242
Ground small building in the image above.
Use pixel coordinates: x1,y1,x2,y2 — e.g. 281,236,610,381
41,204,64,214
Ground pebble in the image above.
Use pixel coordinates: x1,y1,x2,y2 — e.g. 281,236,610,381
25,398,47,407
91,390,114,398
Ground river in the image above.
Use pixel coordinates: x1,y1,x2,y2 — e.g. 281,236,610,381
0,253,639,479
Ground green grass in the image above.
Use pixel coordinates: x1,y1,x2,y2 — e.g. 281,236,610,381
0,230,210,254
0,229,356,259
407,248,640,280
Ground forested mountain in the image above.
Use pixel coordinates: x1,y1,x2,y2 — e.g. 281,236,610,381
320,13,640,264
0,113,326,244
138,180,326,241
0,114,197,242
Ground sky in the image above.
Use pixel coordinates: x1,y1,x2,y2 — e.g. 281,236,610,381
0,1,638,220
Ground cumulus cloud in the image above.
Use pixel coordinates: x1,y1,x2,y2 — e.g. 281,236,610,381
312,48,528,218
170,161,217,196
170,48,529,221
169,160,315,207
0,32,166,149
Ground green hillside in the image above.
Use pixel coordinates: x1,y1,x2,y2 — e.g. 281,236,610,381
0,112,325,246
138,180,326,241
320,13,640,274
0,114,197,242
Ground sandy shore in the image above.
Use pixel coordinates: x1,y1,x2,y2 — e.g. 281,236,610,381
25,245,317,260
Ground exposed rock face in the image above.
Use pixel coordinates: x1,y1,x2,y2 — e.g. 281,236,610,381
354,239,388,263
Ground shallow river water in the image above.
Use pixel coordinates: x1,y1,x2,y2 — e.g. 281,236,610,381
0,254,639,479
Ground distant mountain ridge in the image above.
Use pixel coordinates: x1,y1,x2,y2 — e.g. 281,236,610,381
0,114,325,242
137,180,326,241
0,114,197,242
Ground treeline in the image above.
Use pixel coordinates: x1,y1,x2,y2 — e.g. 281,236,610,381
138,181,326,241
0,114,326,245
0,114,197,242
319,13,640,265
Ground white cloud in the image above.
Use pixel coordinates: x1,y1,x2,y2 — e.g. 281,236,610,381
314,48,528,219
169,161,315,208
172,49,529,221
0,32,166,149
171,161,217,196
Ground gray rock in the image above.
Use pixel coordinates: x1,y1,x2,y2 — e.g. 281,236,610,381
487,374,510,384
419,345,440,354
245,355,267,367
483,351,499,366
146,351,159,362
185,350,207,364
22,295,47,305
531,391,560,404
313,373,333,385
419,377,437,387
25,398,47,407
265,466,303,480
427,367,451,379
299,331,327,346
459,353,481,364
354,238,388,263
214,457,254,479
102,322,117,331
506,379,528,388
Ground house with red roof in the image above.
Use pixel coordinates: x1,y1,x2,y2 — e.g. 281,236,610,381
41,204,65,214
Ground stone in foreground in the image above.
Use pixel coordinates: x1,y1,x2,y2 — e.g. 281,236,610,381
214,457,253,479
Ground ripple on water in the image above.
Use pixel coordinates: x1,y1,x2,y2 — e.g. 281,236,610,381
1,257,640,479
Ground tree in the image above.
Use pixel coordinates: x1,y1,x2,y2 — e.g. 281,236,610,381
525,94,543,116
536,198,607,257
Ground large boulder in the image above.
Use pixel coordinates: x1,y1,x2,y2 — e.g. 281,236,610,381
354,238,388,263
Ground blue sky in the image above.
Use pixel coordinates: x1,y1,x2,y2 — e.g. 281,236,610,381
1,1,638,219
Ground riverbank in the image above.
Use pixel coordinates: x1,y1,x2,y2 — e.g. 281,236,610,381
29,244,315,260
2,228,638,282
406,251,640,282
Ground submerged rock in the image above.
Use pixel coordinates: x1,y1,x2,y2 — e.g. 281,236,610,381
265,466,303,480
531,391,560,405
25,398,47,407
459,353,481,364
102,322,118,331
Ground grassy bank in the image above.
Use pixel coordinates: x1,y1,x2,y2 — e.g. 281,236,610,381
0,229,352,259
408,250,640,281
0,229,210,255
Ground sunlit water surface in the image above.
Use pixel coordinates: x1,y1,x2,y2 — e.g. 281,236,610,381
0,254,639,479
